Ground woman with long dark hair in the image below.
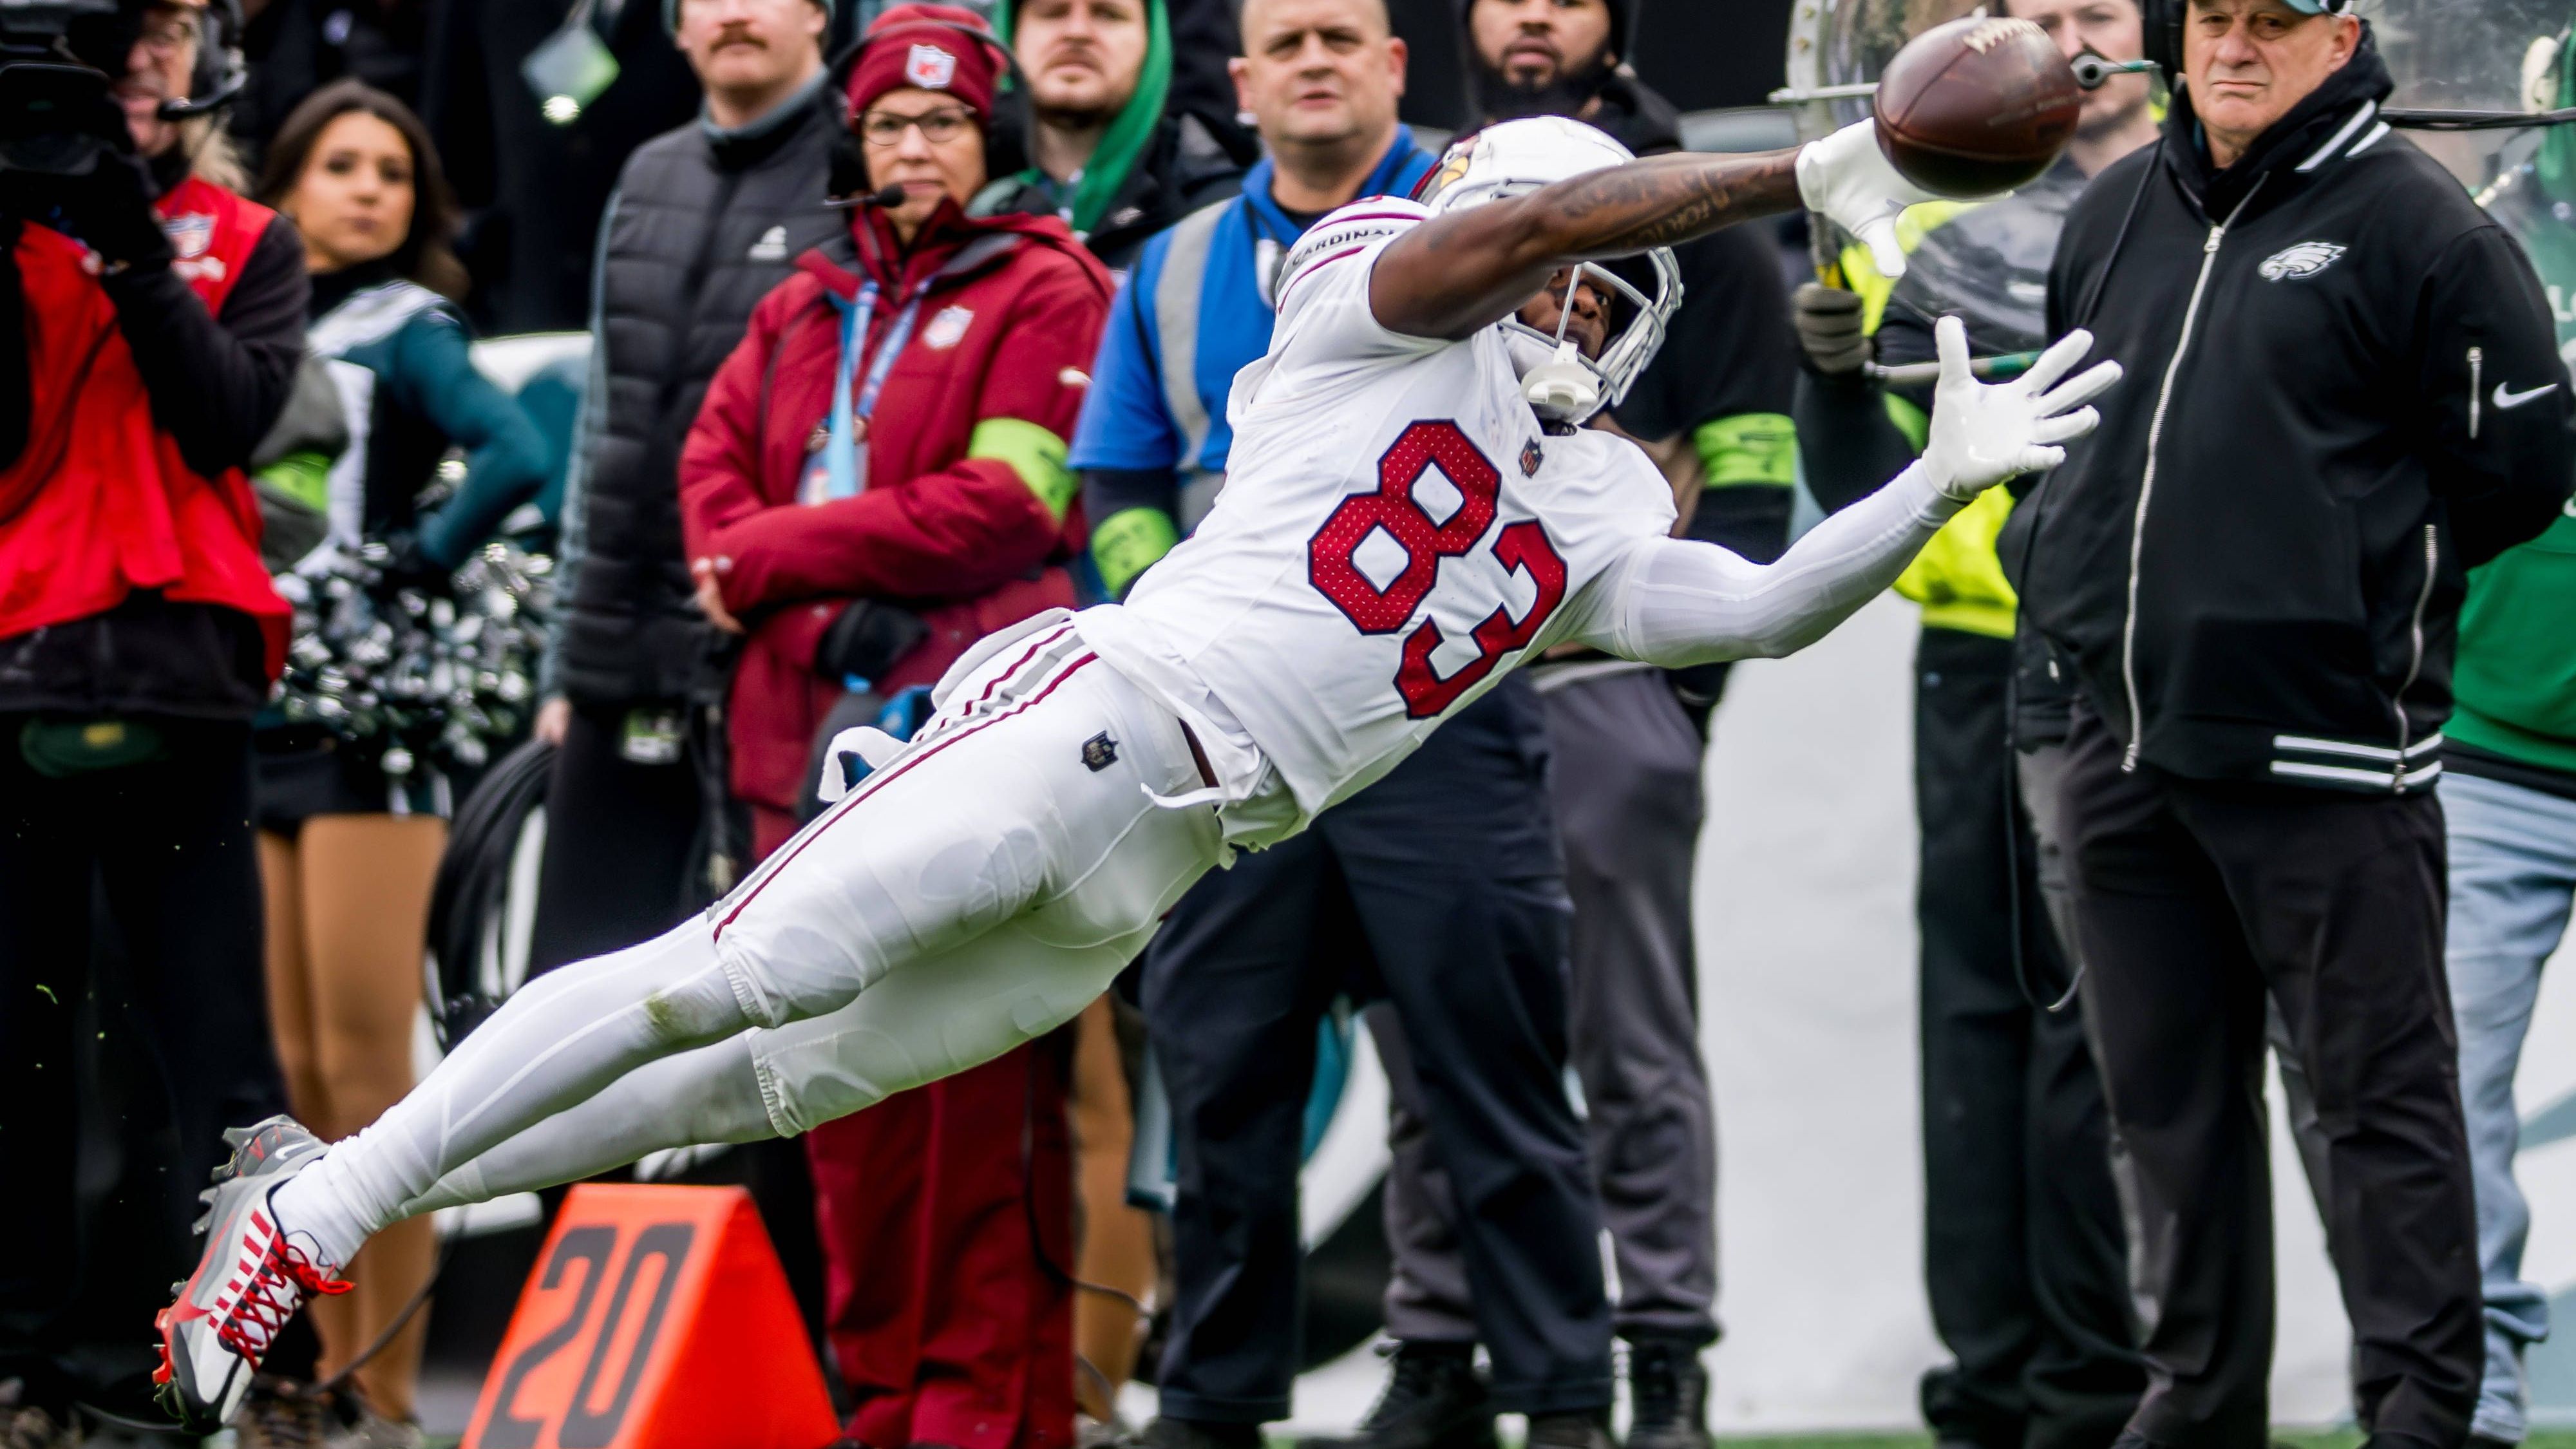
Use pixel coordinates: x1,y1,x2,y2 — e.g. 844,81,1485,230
247,78,547,1446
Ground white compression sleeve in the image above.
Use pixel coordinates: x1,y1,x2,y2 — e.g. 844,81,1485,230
271,921,757,1266
399,1035,778,1217
1595,460,1960,667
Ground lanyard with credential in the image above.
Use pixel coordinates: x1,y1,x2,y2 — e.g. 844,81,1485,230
820,279,930,500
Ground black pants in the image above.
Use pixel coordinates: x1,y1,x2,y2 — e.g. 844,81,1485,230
2050,705,2480,1449
1145,681,1611,1421
1379,665,1717,1349
1914,632,2141,1449
526,699,705,974
0,718,289,1416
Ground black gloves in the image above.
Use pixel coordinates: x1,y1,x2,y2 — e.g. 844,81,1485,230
814,601,929,687
1,135,173,272
1792,283,1871,379
47,150,173,270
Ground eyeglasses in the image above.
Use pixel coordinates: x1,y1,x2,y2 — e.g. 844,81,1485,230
137,7,204,54
857,106,975,147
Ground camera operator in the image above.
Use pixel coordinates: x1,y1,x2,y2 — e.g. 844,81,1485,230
0,0,307,1435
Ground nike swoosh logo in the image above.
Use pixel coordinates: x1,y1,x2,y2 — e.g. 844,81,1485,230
2492,380,2561,410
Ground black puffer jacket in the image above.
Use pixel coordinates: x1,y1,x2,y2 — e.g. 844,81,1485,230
550,79,846,708
2011,32,2576,795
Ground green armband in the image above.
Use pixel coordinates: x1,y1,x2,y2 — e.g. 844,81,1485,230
1693,412,1797,488
1092,506,1179,600
969,417,1079,521
256,450,334,514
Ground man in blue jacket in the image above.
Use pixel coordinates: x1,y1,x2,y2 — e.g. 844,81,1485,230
1072,2,1616,1446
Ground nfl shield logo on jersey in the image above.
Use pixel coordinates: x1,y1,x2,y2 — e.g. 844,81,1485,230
1520,439,1544,477
905,43,958,90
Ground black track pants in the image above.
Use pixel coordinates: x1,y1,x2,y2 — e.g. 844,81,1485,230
2048,705,2480,1449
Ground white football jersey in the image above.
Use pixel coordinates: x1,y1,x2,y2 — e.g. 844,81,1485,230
1078,198,1677,824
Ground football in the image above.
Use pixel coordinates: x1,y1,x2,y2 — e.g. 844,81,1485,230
1872,14,2084,197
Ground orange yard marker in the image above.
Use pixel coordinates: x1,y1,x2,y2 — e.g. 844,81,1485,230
462,1184,838,1449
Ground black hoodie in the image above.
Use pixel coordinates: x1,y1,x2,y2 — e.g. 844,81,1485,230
2007,32,2575,795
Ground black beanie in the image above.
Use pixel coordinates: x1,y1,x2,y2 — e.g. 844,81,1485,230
1456,0,1632,66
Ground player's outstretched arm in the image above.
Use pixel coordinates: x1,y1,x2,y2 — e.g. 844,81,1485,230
1585,319,2119,665
1370,120,1941,341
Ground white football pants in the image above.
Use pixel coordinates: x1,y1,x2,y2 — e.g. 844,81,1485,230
279,622,1224,1258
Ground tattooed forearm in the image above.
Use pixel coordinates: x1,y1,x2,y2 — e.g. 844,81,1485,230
1369,148,1804,341
1540,151,1803,256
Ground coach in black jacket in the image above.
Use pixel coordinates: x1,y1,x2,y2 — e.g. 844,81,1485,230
2008,4,2576,1446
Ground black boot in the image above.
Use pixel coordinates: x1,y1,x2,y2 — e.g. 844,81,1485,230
1523,1410,1615,1449
1296,1342,1497,1449
1622,1336,1711,1449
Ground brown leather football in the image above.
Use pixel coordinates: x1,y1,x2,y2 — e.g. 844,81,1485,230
1872,14,2083,196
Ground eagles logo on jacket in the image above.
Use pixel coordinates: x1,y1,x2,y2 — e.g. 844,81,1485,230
679,198,1112,815
2010,29,2576,796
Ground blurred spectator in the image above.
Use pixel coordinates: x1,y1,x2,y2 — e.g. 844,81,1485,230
527,0,838,974
243,79,547,1446
2012,8,2575,1444
1353,6,1797,1444
980,0,1254,269
419,0,705,332
231,0,432,164
1792,4,2159,1446
2437,88,2576,1449
1074,5,1614,1449
678,9,1111,1446
0,0,305,1437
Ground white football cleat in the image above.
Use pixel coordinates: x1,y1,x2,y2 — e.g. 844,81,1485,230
153,1117,351,1431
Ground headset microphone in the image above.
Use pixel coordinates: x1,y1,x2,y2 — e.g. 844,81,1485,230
829,182,911,210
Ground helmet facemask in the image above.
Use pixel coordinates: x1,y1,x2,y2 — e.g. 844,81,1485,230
1416,117,1683,426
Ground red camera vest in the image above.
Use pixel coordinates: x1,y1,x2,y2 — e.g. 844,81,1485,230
0,176,289,679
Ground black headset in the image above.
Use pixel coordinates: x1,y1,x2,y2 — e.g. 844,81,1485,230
166,0,247,119
822,13,1036,204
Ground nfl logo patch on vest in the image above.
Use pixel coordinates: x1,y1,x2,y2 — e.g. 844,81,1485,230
923,305,974,350
905,43,957,90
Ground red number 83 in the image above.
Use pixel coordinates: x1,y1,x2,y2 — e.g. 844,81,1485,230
1307,419,1567,719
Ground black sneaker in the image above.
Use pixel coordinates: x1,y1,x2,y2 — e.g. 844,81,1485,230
1298,1342,1496,1449
1622,1336,1712,1449
1523,1411,1613,1449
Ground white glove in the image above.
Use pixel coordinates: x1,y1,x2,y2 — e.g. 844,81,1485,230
1920,316,2121,502
1795,119,1947,279
816,724,909,802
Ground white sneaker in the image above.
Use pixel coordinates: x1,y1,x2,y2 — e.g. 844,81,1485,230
153,1119,351,1432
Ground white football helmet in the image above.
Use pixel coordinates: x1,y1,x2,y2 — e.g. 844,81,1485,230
1417,116,1683,424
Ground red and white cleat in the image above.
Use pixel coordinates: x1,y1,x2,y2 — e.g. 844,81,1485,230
153,1117,351,1431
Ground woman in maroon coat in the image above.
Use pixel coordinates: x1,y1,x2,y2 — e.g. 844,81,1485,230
677,10,1111,1445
